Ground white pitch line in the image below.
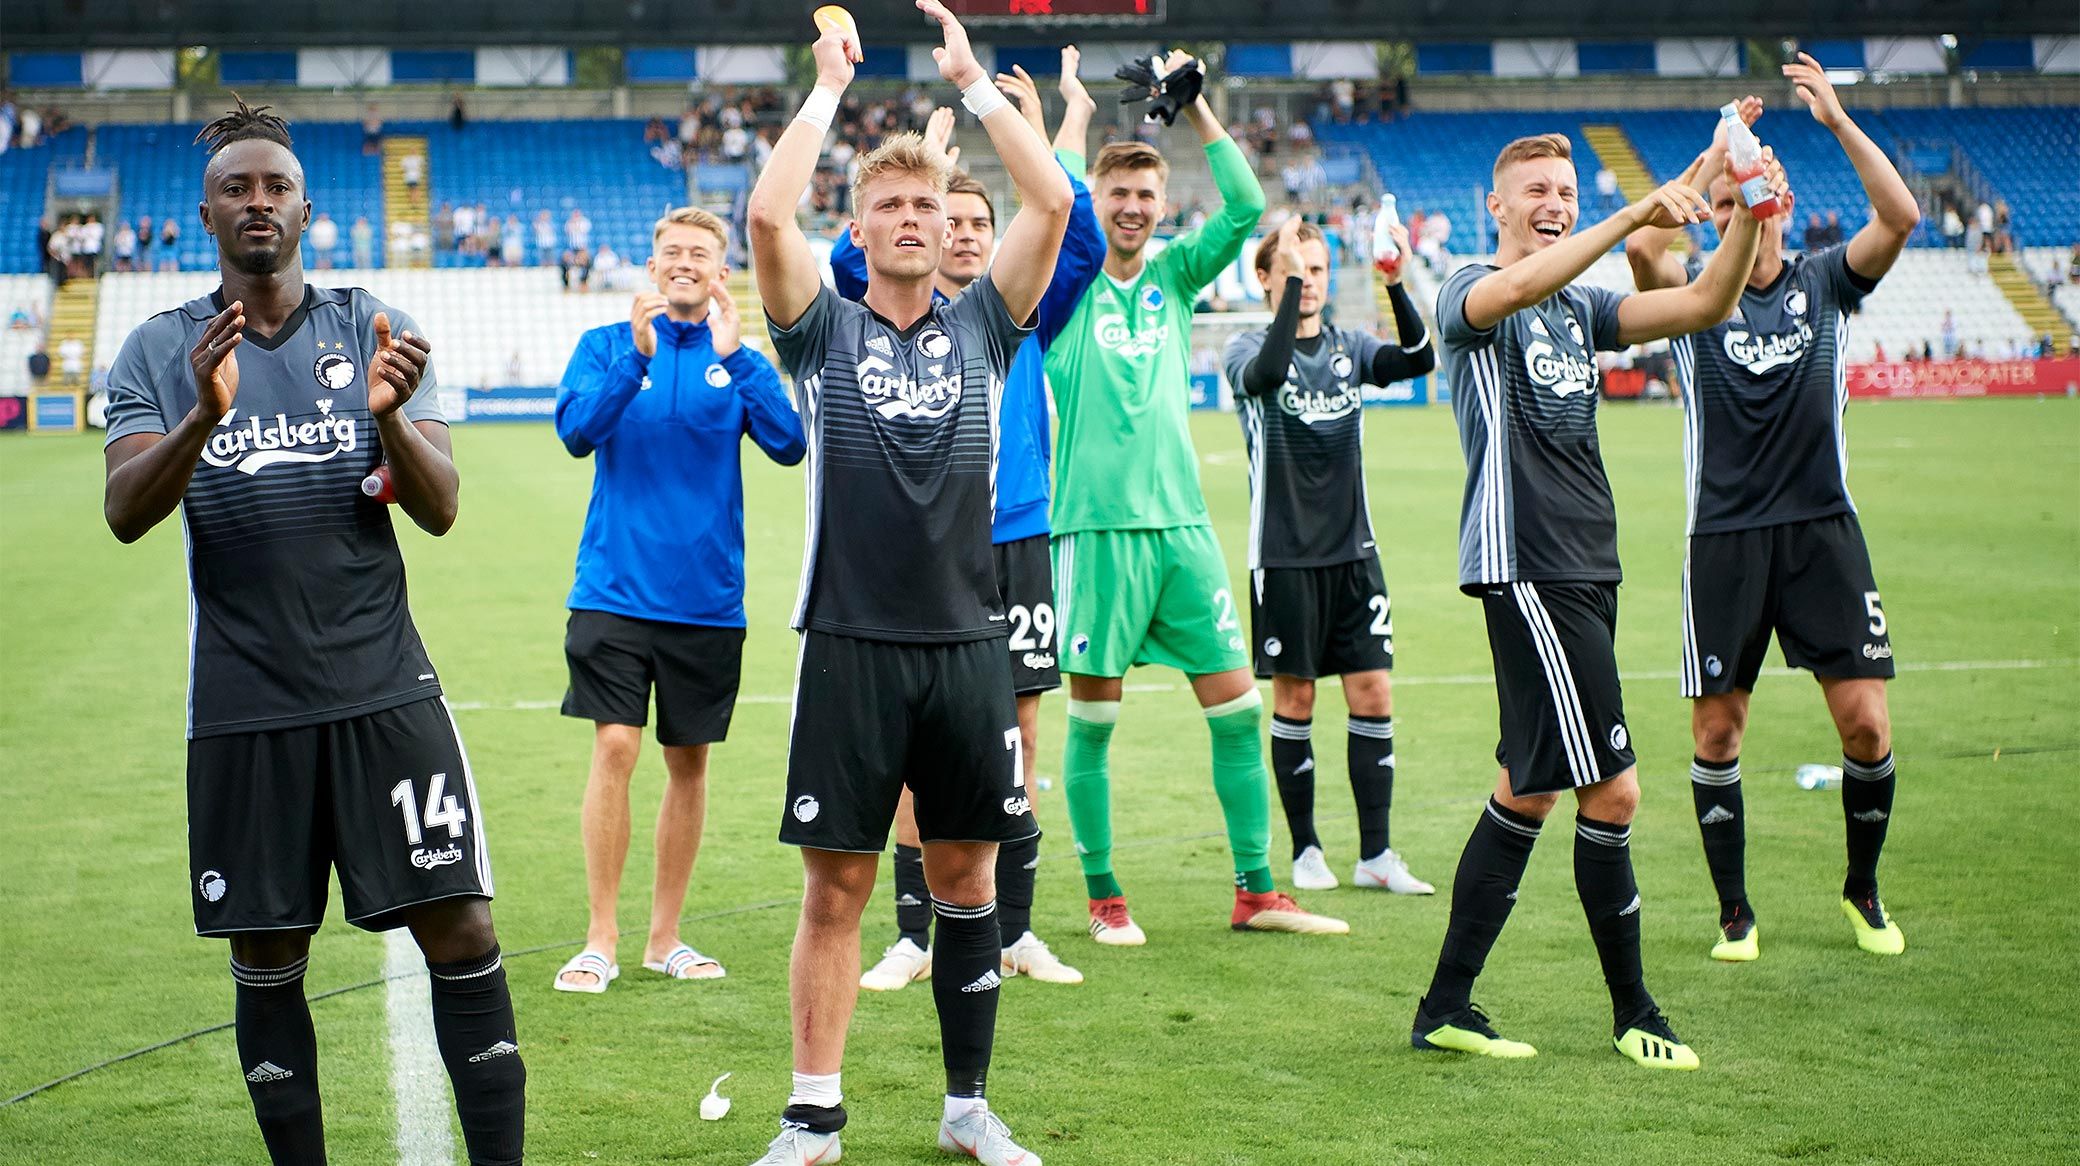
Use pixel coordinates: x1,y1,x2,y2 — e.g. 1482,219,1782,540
384,930,456,1166
445,657,2075,712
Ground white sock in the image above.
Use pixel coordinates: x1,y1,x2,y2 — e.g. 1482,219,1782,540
788,1071,842,1110
943,1094,987,1124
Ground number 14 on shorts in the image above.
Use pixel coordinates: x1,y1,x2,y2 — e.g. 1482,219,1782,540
391,772,468,868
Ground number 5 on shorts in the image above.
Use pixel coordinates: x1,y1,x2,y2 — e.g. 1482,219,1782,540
1863,591,1886,637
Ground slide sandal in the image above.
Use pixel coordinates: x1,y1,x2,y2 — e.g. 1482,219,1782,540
644,945,726,981
553,949,619,994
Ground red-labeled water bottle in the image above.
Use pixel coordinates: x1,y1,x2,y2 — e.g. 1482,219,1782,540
1720,102,1781,220
1372,192,1403,278
361,463,396,504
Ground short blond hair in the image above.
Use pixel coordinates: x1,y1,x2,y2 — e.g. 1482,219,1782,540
652,206,730,254
1094,141,1169,187
851,133,953,214
1491,133,1573,190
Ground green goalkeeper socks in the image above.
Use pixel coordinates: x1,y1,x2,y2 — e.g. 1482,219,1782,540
1205,691,1275,893
1063,700,1122,899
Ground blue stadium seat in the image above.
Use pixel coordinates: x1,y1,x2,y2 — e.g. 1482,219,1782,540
1875,106,2078,247
1,127,88,272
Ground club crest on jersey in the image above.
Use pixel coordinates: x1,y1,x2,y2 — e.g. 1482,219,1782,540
856,352,961,421
1723,324,1812,374
1140,286,1164,312
1094,313,1166,359
918,328,953,359
314,351,357,391
202,408,359,475
1786,288,1808,317
1565,315,1585,346
1523,337,1597,398
705,363,732,388
1331,353,1353,378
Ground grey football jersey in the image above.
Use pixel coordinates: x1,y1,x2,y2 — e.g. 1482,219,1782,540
769,279,1029,642
1226,326,1385,569
1672,244,1876,535
1439,263,1630,591
103,285,446,738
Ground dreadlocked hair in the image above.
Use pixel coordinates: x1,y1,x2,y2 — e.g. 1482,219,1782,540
194,96,293,155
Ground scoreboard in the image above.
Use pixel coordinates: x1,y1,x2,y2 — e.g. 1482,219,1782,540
949,0,1164,23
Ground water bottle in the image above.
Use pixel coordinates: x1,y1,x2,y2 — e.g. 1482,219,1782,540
1372,192,1402,278
360,463,396,504
1719,103,1782,220
1794,763,1843,791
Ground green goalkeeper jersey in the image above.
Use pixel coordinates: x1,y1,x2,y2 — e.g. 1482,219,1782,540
1046,136,1265,533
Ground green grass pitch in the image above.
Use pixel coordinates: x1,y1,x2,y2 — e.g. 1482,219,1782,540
2,398,2076,1164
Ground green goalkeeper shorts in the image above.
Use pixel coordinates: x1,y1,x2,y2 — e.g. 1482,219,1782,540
1052,526,1249,678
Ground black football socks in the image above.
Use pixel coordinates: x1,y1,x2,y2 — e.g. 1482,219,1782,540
930,898,1000,1100
894,843,932,948
995,834,1041,945
1269,715,1318,859
1347,715,1395,860
1690,755,1749,925
1841,752,1897,900
427,945,526,1166
1575,815,1654,1025
232,955,325,1164
1423,798,1541,1014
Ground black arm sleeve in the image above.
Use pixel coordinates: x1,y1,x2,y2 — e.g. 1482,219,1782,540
1369,282,1437,382
1240,276,1304,396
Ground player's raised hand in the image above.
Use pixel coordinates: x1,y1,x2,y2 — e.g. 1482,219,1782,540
1059,45,1096,113
1379,222,1413,286
1270,215,1306,284
630,291,669,358
367,311,432,418
190,300,243,420
994,65,1047,138
706,278,742,358
917,0,984,89
923,106,962,168
1636,179,1710,230
1783,52,1847,130
811,25,857,92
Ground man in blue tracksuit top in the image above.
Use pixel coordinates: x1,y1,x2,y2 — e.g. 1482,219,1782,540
834,54,1108,991
551,206,804,994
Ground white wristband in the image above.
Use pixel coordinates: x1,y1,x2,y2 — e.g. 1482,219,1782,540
795,86,840,133
960,76,1009,120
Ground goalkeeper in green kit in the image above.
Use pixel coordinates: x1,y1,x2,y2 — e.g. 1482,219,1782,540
1046,50,1347,944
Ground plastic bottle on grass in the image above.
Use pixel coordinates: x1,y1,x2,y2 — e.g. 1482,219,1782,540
1719,103,1782,220
1795,763,1843,791
1372,193,1402,279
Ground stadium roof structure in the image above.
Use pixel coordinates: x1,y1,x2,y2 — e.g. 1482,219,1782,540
4,0,2076,50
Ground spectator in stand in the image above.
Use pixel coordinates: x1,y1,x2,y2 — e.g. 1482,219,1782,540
2067,241,2080,283
566,208,592,253
534,211,558,261
1941,205,1963,248
1871,341,1886,363
2067,335,2079,358
501,215,525,266
1920,341,1934,362
679,106,700,153
159,219,181,270
1803,212,1827,248
1596,165,1620,212
308,212,339,269
560,246,592,292
721,121,750,162
652,135,683,171
401,150,425,194
18,105,42,148
1823,210,1843,248
1331,78,1355,123
453,202,476,251
433,203,455,253
134,214,153,268
28,344,50,386
350,215,374,269
1939,310,1958,358
59,335,85,386
451,91,468,132
1965,214,1986,275
46,217,71,286
592,244,622,289
113,219,137,271
79,213,104,272
1418,208,1451,269
362,104,383,154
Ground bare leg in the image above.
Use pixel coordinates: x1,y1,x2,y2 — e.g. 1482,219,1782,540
646,743,710,964
562,723,640,987
792,849,880,1074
